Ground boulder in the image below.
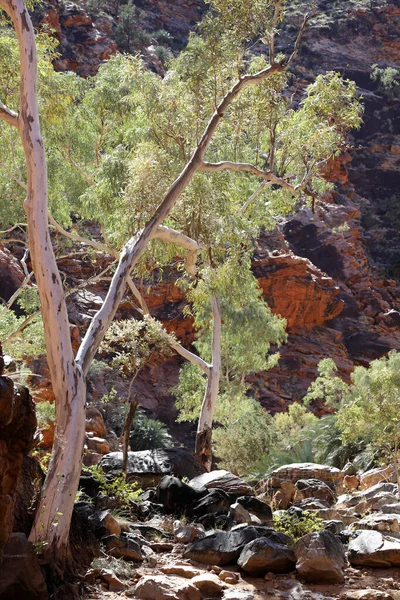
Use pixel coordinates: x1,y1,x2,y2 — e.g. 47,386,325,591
190,489,231,518
134,575,202,600
173,521,205,544
263,463,343,493
156,475,206,512
99,569,127,592
356,513,400,534
343,475,360,491
88,510,122,538
191,573,227,596
294,478,336,505
222,589,255,600
0,533,48,600
294,530,346,584
271,480,297,510
102,534,143,561
359,466,396,490
237,536,296,575
85,406,106,438
161,564,202,578
236,496,272,522
99,448,206,487
184,526,291,566
86,436,110,455
189,470,254,497
230,502,252,525
348,530,400,567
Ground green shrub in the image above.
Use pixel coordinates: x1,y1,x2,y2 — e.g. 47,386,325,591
83,466,142,509
273,510,324,542
35,400,56,429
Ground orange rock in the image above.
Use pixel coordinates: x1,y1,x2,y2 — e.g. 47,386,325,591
343,475,360,491
86,436,110,454
85,406,106,438
39,421,55,449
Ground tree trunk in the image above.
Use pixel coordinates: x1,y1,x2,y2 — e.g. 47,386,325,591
0,0,87,571
195,296,221,471
121,397,138,480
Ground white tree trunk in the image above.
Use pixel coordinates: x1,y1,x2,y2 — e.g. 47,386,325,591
195,296,222,471
0,0,86,570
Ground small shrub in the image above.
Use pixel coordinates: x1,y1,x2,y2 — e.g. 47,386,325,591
83,466,142,509
35,400,56,429
273,510,324,542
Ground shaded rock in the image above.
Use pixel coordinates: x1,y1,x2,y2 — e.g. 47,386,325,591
0,382,36,560
324,520,345,534
348,530,400,567
271,480,297,510
190,489,231,518
88,510,122,538
102,534,143,561
0,533,48,600
296,499,331,510
13,456,45,536
238,536,296,575
197,512,233,531
156,475,206,513
294,530,346,584
134,575,202,600
184,526,291,566
236,496,272,522
99,448,206,487
189,469,254,497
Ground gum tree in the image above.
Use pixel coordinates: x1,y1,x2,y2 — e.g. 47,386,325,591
0,0,362,571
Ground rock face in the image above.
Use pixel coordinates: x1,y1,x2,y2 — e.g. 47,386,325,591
0,362,37,562
0,533,48,600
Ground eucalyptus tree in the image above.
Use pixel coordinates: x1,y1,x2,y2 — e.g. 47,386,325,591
0,0,362,572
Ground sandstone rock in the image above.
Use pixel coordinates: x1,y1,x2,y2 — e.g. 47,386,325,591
219,570,240,583
189,469,254,497
0,533,48,599
86,436,110,454
102,534,143,561
85,406,106,438
161,564,202,578
294,478,336,505
238,536,296,575
0,381,36,560
272,480,297,510
267,463,343,491
348,530,400,567
99,569,127,592
344,475,360,491
356,513,400,534
359,466,396,490
191,573,227,596
134,575,202,600
294,530,346,584
99,449,206,487
184,526,291,566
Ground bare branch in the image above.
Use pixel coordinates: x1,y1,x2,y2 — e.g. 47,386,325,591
0,158,27,190
240,181,271,214
284,12,311,69
152,225,206,276
201,161,299,193
0,99,18,127
0,223,27,235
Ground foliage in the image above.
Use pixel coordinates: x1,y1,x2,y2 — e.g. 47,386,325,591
273,510,324,542
212,398,277,474
83,466,142,509
35,400,56,430
0,287,45,360
129,408,174,451
304,358,348,408
371,64,399,96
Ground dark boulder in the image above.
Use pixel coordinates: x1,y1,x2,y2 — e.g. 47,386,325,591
238,536,296,575
184,526,290,566
0,533,48,599
190,489,231,518
156,475,206,513
236,496,272,522
99,448,206,487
